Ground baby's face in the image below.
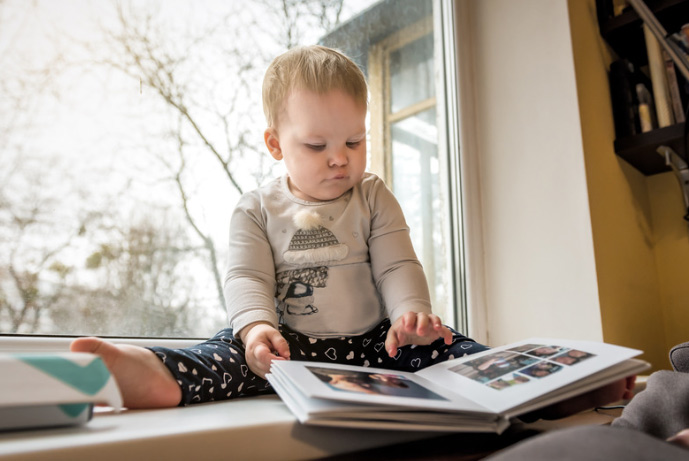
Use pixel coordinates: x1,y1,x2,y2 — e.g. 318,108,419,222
268,88,367,202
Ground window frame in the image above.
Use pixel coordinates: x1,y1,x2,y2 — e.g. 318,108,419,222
367,16,434,185
0,0,480,345
367,1,471,332
437,0,487,341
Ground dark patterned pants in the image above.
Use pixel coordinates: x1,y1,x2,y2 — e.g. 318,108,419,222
149,319,488,405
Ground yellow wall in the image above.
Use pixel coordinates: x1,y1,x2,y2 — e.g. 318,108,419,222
568,0,689,370
647,174,689,353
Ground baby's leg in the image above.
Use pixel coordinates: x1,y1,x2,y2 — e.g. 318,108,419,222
70,337,182,408
71,328,273,408
147,328,273,405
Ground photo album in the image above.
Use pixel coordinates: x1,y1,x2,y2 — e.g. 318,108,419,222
266,338,649,433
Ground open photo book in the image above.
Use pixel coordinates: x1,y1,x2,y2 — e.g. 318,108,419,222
266,338,650,433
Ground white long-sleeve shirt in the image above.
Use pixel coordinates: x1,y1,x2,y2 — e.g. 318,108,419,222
224,172,432,338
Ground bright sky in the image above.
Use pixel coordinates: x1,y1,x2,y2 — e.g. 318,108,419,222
1,0,378,335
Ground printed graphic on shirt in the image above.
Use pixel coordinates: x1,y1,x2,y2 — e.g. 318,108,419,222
275,267,327,320
283,210,348,265
277,210,349,320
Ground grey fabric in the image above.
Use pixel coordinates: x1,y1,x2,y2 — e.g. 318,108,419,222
485,426,688,461
611,370,689,439
670,342,689,372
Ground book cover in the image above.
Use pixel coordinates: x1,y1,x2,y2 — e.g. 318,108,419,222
0,352,123,431
267,338,649,433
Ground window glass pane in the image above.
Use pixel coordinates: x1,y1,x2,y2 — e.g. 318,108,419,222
391,108,449,321
390,34,435,113
0,0,379,337
1,0,461,338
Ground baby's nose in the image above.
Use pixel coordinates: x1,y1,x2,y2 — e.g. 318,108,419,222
329,148,348,166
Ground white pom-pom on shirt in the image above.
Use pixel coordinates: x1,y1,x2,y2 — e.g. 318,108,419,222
293,209,322,230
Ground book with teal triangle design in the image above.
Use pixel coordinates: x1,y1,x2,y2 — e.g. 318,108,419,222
16,354,112,395
0,352,122,432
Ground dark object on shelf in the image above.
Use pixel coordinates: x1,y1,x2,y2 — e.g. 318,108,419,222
609,59,641,138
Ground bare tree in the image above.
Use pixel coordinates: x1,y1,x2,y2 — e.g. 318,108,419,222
85,0,348,311
0,0,362,336
49,212,204,336
0,155,93,333
0,2,80,333
257,0,345,49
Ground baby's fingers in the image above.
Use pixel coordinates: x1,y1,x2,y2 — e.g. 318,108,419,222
252,344,281,377
399,312,417,333
268,332,291,359
401,311,431,337
413,313,444,339
427,314,453,344
436,324,453,345
413,313,431,336
385,329,401,357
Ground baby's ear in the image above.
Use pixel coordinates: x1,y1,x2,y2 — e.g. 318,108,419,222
264,128,282,160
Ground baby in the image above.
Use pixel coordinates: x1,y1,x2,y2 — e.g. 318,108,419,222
72,45,634,415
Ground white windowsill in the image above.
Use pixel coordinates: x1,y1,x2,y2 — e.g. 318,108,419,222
0,336,440,459
0,395,440,460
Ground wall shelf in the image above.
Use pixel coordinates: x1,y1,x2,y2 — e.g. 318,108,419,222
614,122,684,174
600,0,689,66
598,0,688,176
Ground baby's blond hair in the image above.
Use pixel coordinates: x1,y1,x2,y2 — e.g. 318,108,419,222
262,45,368,127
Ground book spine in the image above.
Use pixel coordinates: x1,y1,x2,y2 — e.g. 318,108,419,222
663,49,686,123
644,24,675,127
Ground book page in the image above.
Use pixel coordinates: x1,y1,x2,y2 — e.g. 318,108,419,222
267,368,510,432
269,361,490,414
415,338,643,414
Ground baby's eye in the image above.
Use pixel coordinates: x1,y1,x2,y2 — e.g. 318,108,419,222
306,144,326,151
346,141,361,148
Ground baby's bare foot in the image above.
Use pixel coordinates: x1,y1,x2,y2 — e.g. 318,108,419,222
71,337,182,409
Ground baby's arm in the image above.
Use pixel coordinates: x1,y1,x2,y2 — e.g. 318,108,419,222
237,322,291,379
225,193,288,380
363,178,451,356
385,311,453,357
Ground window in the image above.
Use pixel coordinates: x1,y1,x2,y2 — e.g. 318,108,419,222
0,0,466,338
322,0,464,328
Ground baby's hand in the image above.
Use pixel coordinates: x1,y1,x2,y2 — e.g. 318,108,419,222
385,312,453,358
239,322,290,379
